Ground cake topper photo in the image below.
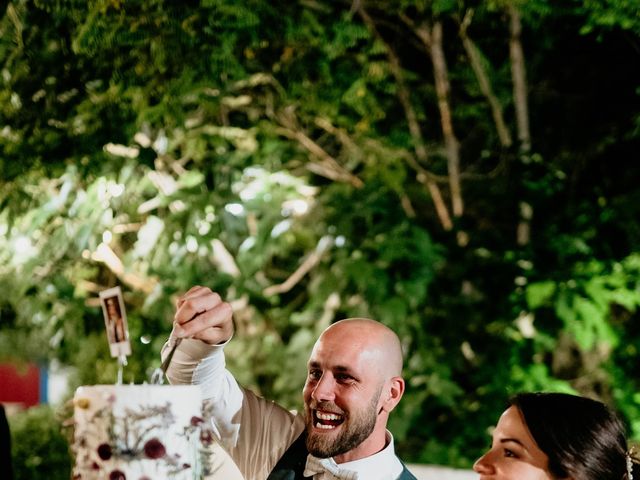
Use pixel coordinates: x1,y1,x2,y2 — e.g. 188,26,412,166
99,286,131,358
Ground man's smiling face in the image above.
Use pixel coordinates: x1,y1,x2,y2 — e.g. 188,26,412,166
302,321,388,463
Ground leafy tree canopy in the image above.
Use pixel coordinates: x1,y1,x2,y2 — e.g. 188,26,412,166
1,0,639,467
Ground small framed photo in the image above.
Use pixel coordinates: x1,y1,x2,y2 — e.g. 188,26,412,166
99,286,131,358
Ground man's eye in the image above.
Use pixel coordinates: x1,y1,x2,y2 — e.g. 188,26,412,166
308,370,321,379
336,374,353,382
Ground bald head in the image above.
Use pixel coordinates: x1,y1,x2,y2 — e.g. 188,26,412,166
317,318,404,379
303,317,406,461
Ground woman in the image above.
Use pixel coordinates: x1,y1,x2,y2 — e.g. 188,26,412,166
474,392,638,479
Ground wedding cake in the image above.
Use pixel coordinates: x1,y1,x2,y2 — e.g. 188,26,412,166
72,385,215,480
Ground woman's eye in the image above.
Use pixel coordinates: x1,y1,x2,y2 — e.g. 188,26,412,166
504,449,518,458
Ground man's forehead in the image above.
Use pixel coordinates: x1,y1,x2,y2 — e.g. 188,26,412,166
307,359,354,372
308,340,379,368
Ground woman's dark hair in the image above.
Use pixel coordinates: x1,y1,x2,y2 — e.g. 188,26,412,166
511,392,638,480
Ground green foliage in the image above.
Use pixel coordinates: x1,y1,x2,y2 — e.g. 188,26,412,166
580,0,640,34
9,405,72,480
1,0,639,469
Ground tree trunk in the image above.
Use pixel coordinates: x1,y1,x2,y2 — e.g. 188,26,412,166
509,4,531,155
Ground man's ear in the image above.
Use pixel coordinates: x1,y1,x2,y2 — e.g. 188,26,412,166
380,376,405,413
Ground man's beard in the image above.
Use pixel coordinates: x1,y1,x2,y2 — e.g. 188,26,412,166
305,388,381,458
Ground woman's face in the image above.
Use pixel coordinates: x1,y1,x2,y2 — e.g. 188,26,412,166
474,406,556,480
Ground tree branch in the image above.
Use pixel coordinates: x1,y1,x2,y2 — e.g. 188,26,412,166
459,9,513,148
359,6,453,231
275,125,364,188
263,236,333,296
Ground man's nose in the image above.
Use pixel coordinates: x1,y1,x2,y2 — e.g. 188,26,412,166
311,374,336,402
473,451,495,474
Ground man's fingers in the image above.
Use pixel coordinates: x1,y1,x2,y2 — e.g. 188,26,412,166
175,289,222,326
176,301,233,343
193,310,234,344
175,285,210,310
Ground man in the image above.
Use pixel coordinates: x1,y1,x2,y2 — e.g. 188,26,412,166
163,285,417,480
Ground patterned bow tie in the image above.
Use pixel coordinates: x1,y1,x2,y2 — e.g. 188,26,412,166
303,455,359,480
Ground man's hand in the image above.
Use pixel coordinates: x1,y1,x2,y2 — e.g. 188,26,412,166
171,286,234,345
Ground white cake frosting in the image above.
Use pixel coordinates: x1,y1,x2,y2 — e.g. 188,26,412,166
72,385,215,480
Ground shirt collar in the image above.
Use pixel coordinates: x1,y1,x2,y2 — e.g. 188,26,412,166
330,431,403,480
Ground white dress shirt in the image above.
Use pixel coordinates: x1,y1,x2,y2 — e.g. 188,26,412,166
303,433,403,480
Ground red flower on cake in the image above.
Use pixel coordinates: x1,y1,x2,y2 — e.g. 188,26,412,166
200,430,214,445
97,443,112,460
143,438,166,459
109,470,126,480
190,416,204,426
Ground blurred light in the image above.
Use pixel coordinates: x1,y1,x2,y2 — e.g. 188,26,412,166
225,203,245,216
1,126,19,141
140,335,152,345
10,92,21,109
102,230,113,244
134,132,152,148
239,237,256,252
335,235,346,247
134,217,165,258
197,221,211,236
32,89,46,102
97,179,110,203
515,312,536,339
108,183,125,197
153,132,168,154
517,259,533,270
270,219,291,238
461,341,476,361
13,235,35,255
239,183,260,201
186,236,198,253
49,328,64,348
33,312,45,325
104,143,139,158
281,199,309,216
205,212,216,223
169,200,187,212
